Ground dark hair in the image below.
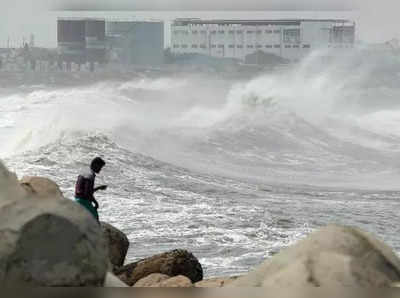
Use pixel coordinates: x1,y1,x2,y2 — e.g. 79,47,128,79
91,157,105,169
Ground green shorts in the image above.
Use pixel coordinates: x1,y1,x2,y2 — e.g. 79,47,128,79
75,197,99,222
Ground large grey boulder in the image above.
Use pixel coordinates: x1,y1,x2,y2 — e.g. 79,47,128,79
104,272,128,287
115,249,203,286
0,161,109,286
20,176,64,199
101,222,129,271
0,162,27,201
231,225,400,287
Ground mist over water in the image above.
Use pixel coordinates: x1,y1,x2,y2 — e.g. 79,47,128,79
1,49,400,276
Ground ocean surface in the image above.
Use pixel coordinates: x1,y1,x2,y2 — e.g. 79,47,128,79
1,51,400,277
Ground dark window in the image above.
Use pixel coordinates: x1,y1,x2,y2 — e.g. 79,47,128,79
293,45,300,48
256,30,262,34
211,45,217,48
274,44,281,48
303,44,311,48
218,44,224,48
247,45,254,48
192,44,198,48
173,44,180,48
247,31,254,34
265,45,272,48
284,29,301,44
256,45,263,49
285,45,291,48
237,45,243,48
182,45,188,48
211,31,216,34
274,30,281,34
200,44,207,49
229,45,235,48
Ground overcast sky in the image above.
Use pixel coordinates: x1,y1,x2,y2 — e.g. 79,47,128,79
0,0,399,47
50,0,358,11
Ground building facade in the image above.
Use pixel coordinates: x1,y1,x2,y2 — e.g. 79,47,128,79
171,19,355,62
106,21,164,66
57,18,106,66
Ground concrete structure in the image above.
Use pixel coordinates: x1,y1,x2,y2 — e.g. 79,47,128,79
85,19,106,64
106,21,164,66
57,18,106,69
171,19,356,62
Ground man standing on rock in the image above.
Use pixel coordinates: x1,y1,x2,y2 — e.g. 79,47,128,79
75,157,107,222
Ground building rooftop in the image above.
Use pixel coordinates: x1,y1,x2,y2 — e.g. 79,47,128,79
173,18,354,26
107,18,163,23
58,17,106,21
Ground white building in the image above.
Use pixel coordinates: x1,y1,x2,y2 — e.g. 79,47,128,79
171,19,355,62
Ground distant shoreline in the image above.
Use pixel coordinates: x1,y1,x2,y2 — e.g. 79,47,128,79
0,64,269,89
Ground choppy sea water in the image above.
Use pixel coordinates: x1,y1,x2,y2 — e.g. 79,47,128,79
2,51,400,277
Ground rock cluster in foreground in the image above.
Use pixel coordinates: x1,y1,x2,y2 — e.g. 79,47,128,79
1,161,400,288
0,164,108,286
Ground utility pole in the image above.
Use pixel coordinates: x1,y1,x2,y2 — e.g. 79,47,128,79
30,34,35,48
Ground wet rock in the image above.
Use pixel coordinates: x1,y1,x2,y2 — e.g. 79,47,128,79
195,276,240,287
134,273,171,287
231,225,400,287
20,176,63,199
116,249,203,286
159,275,193,287
0,163,109,286
101,222,129,270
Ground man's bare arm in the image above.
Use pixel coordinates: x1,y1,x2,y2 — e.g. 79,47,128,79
94,185,108,192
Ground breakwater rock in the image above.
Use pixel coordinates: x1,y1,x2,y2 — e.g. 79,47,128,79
101,222,129,272
0,163,109,286
2,161,400,288
230,225,400,287
115,249,203,286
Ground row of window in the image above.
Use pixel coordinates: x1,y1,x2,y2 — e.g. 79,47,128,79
173,29,283,35
173,44,311,49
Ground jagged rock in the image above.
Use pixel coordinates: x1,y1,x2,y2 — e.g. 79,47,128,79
116,249,203,286
231,225,400,287
101,222,129,270
159,275,193,287
104,272,128,287
195,276,239,287
20,176,63,199
0,162,109,286
134,273,171,287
